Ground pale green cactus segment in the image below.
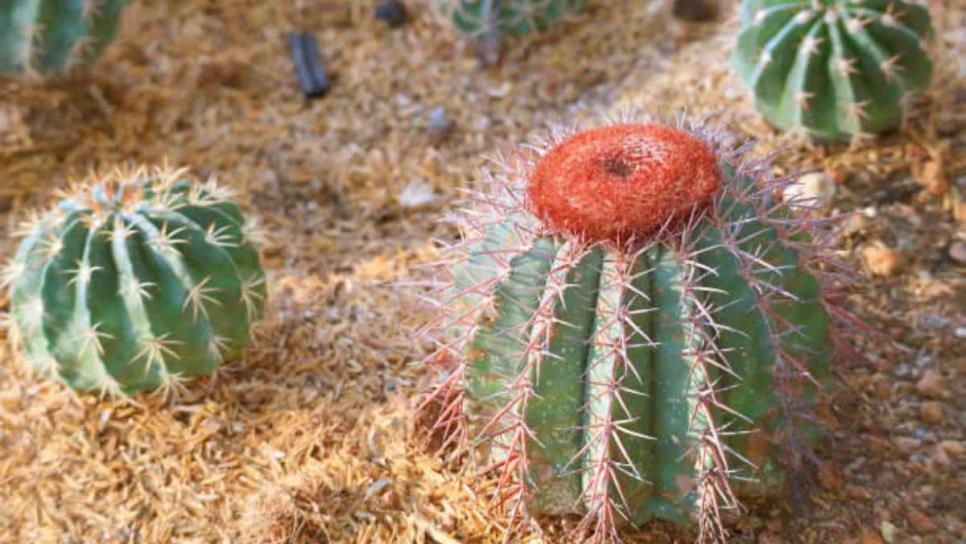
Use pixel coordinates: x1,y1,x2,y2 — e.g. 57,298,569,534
451,166,834,527
436,0,583,38
6,167,267,396
732,0,934,141
0,0,128,74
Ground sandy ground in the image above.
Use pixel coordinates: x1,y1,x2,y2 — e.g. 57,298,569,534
0,1,963,543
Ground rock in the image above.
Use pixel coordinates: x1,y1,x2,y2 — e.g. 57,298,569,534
914,160,947,196
845,484,871,501
880,520,896,543
919,401,943,424
949,241,966,265
858,531,884,544
931,444,951,466
827,166,848,185
940,440,963,456
783,171,836,212
906,509,937,534
861,243,902,277
397,179,438,209
915,369,944,399
893,436,921,454
817,461,841,491
425,106,455,144
842,213,871,236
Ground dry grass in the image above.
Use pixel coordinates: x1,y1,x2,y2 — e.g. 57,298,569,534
0,1,963,543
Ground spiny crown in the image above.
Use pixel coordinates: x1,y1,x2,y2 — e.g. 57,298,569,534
41,165,236,231
526,124,721,243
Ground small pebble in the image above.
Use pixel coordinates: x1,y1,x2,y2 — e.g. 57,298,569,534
940,440,963,456
931,444,951,466
374,1,407,28
919,401,943,425
905,509,937,534
782,171,836,211
914,160,947,196
858,531,884,544
397,179,437,208
861,243,902,277
880,521,896,543
845,484,871,501
915,369,944,399
817,461,841,491
425,105,455,144
893,436,920,454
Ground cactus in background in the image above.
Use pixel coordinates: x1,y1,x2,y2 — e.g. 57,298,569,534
0,0,129,75
420,116,855,541
435,0,582,38
732,0,934,142
2,165,267,397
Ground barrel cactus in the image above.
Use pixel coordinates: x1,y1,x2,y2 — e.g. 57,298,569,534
2,165,267,397
420,116,854,541
0,0,129,75
434,0,583,38
732,0,934,142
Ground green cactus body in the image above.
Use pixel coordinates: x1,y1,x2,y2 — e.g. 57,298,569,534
426,121,845,539
435,0,582,38
732,0,933,142
0,0,128,74
4,166,267,396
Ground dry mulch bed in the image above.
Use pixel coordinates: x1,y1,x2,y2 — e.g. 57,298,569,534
0,1,962,543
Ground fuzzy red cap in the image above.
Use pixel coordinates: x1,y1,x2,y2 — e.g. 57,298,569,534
527,123,721,243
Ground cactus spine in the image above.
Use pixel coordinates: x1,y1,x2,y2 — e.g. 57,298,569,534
0,0,128,75
422,117,852,541
732,0,934,142
3,166,267,397
435,0,583,38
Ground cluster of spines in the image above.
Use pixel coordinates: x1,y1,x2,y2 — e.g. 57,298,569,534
417,113,857,542
0,0,127,75
1,165,267,400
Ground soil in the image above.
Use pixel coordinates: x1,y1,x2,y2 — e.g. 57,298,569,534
0,1,962,543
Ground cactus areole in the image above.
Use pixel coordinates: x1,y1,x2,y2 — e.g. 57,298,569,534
3,166,267,397
423,117,851,541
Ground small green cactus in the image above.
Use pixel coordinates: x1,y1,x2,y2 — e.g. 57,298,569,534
0,0,129,75
2,166,267,397
421,117,854,541
435,0,583,38
732,0,934,142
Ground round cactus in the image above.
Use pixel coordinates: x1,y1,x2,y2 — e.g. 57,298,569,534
732,0,934,142
2,166,267,397
0,0,129,75
420,116,854,540
434,0,583,38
